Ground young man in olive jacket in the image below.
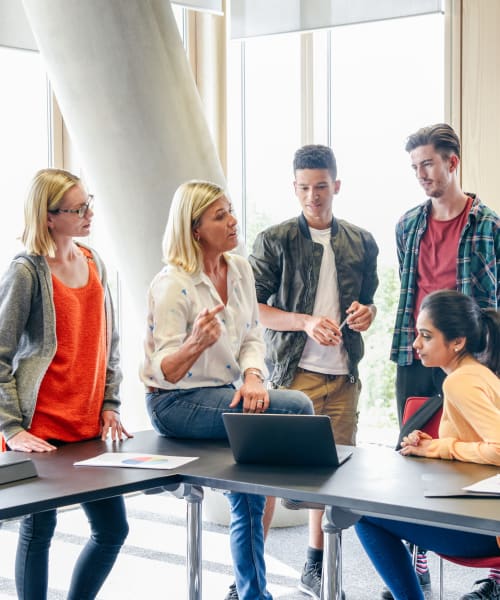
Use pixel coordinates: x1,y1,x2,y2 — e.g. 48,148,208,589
249,144,379,600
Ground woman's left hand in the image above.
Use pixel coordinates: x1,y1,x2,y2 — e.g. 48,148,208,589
399,429,433,456
229,380,269,413
100,410,134,441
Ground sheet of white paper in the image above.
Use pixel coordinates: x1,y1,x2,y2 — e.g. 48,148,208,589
462,474,500,495
74,452,198,470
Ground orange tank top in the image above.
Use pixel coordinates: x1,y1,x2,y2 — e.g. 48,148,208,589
29,250,106,442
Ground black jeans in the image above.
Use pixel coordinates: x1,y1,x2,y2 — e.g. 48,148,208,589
15,496,129,600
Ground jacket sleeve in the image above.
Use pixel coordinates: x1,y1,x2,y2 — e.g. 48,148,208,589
248,230,283,305
495,224,500,306
395,219,405,279
359,232,379,306
0,261,36,440
89,248,122,413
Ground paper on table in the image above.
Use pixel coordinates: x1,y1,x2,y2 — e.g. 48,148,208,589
463,474,500,495
74,452,198,470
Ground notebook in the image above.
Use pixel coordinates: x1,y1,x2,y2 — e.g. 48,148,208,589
222,413,353,467
0,452,38,485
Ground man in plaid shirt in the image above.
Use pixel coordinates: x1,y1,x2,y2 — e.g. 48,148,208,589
388,123,500,600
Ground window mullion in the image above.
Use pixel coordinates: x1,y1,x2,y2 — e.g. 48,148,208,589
300,32,314,145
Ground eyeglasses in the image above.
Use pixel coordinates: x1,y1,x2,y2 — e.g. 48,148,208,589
49,195,94,218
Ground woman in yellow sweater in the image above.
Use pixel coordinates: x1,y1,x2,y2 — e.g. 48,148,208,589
355,290,500,600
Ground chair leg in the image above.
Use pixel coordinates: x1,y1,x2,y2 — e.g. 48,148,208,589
439,556,443,600
412,546,444,599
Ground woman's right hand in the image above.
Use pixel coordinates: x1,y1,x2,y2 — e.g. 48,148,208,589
7,430,57,452
191,304,224,350
161,303,225,383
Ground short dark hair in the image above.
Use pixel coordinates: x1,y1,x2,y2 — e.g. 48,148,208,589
420,290,500,375
293,145,337,180
405,123,461,160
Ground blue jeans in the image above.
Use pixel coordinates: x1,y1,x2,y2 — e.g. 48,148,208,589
15,496,129,600
355,516,500,600
146,384,313,599
146,384,313,439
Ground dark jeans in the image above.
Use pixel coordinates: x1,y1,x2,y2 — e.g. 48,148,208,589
15,496,129,600
396,361,446,426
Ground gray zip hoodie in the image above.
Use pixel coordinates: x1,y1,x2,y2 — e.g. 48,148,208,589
0,243,122,442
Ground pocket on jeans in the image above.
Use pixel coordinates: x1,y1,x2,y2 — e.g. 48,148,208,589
149,392,181,436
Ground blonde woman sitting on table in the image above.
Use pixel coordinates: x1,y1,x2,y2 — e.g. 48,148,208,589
140,180,313,600
355,290,500,600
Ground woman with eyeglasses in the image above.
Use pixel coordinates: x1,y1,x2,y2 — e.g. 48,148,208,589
0,168,132,600
355,290,500,600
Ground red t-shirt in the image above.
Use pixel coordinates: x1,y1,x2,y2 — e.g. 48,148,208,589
413,196,473,356
29,251,106,442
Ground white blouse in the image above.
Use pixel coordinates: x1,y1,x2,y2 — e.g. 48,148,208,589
140,253,267,390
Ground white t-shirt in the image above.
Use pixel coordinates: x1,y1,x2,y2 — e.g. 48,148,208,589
298,227,349,375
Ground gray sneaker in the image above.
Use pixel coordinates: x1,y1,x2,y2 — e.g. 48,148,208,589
460,579,500,600
224,582,238,600
281,498,324,511
298,561,346,600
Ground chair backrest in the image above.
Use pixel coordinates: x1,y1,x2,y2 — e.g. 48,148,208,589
396,395,443,450
402,396,442,438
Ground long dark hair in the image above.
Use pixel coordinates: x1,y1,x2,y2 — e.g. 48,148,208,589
420,290,500,375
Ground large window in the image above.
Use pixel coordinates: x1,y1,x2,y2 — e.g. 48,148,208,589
228,13,445,441
227,33,302,241
0,47,50,273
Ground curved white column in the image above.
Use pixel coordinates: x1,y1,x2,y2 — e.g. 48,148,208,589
22,0,226,426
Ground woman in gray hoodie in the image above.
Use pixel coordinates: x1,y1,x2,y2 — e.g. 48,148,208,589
0,168,132,600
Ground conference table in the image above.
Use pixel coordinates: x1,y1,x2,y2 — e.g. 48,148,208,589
1,429,500,600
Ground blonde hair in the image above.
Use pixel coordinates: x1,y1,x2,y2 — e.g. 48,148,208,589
162,180,226,273
21,168,82,257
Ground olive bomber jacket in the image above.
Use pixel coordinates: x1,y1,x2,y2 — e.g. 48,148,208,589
249,214,379,387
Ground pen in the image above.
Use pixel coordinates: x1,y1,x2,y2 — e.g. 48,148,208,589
339,316,349,330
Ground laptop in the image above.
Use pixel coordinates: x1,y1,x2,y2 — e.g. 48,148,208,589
222,413,353,467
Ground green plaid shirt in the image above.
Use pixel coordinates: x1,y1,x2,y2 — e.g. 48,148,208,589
391,195,500,366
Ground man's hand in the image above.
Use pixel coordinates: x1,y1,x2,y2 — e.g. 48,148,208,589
343,301,376,332
304,315,342,346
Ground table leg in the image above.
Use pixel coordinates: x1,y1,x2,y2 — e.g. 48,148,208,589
321,506,360,600
184,485,204,600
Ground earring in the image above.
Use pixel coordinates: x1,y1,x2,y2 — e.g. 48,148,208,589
454,347,459,353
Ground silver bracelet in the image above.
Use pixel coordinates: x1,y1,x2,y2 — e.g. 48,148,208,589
245,368,264,382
